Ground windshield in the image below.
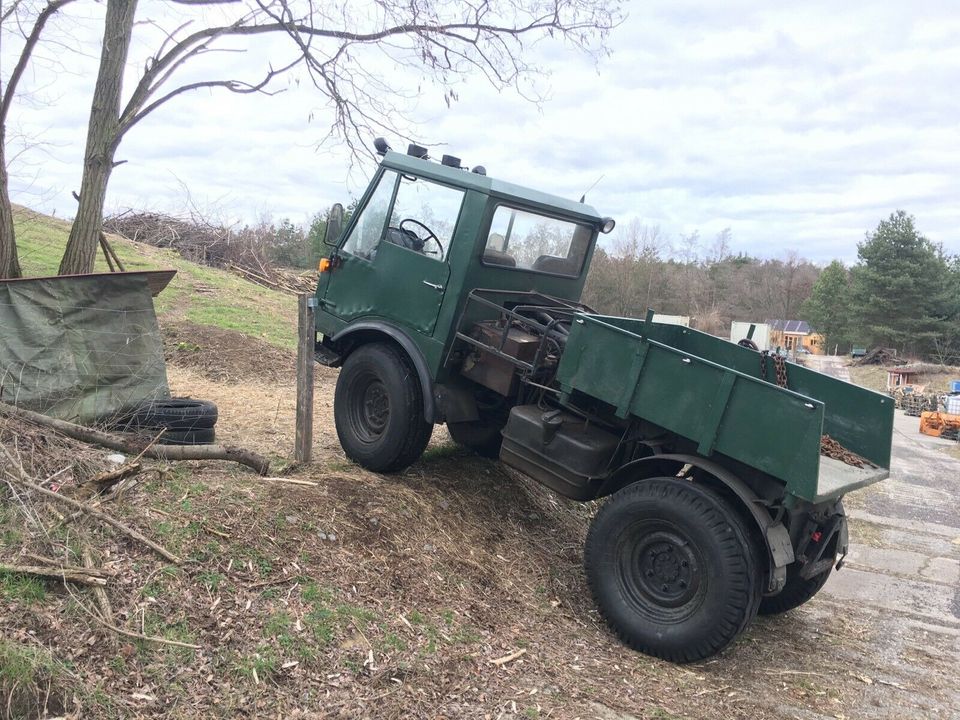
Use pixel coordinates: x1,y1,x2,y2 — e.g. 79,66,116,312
482,206,593,277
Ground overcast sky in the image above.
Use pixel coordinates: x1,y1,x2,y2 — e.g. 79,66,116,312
4,0,959,263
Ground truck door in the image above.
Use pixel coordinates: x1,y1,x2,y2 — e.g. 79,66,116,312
323,170,463,336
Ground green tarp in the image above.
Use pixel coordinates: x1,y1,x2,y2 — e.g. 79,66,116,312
0,273,170,423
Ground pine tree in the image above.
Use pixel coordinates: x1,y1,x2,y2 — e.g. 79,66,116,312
850,211,954,355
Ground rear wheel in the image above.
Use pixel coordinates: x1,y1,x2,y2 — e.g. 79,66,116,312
447,420,503,458
758,563,833,615
585,478,762,663
334,343,432,472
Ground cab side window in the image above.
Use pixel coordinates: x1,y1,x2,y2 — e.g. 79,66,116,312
386,176,464,262
340,170,398,260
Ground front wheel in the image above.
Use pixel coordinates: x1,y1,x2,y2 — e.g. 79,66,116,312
334,343,432,472
585,478,762,663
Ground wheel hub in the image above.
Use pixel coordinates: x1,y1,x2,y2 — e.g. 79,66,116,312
632,531,700,608
362,381,389,433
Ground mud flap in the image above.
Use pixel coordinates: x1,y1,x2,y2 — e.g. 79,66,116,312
835,513,849,571
766,523,794,593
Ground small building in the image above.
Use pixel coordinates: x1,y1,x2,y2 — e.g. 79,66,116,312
886,367,920,391
768,319,823,355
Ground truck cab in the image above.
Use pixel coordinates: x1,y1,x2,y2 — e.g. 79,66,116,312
315,144,612,432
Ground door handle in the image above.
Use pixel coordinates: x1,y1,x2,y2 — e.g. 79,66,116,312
422,280,444,292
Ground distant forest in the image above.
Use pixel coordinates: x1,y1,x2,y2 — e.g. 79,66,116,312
581,212,960,363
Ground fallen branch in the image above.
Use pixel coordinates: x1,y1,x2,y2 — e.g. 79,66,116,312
83,544,116,645
0,402,269,475
4,473,181,564
0,563,107,587
265,476,318,487
79,602,201,650
489,648,527,666
90,461,142,488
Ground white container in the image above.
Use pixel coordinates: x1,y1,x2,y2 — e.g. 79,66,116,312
946,395,960,415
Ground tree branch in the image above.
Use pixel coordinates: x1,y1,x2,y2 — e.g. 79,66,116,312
0,0,79,125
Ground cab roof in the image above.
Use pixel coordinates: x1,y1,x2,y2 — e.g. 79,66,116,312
380,151,604,225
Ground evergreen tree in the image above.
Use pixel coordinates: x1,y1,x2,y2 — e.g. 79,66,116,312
801,260,851,354
849,211,954,355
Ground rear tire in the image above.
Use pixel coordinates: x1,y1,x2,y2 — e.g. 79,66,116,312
447,420,503,458
334,343,432,472
585,478,762,663
758,564,833,615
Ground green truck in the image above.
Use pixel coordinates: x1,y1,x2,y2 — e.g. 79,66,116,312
313,141,895,662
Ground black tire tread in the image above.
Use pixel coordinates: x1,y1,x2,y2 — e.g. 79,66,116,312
121,398,218,430
585,478,762,663
758,565,832,615
334,343,432,473
155,427,216,445
447,420,503,458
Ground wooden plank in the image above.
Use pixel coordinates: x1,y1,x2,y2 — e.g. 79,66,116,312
295,294,316,463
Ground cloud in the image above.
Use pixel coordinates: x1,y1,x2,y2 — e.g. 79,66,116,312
3,0,958,263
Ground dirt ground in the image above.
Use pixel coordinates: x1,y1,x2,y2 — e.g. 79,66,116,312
2,344,959,719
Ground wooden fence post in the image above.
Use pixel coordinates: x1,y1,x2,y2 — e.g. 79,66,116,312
295,294,316,463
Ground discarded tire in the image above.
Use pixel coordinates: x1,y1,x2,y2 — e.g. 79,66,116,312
156,427,216,446
120,399,218,431
106,398,219,445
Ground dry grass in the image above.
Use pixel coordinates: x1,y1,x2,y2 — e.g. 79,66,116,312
848,364,960,395
1,332,957,718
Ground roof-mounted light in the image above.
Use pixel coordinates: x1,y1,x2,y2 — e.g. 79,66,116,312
407,143,428,159
373,137,391,155
600,217,616,234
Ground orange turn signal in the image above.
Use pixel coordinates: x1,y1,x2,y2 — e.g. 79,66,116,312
318,257,331,273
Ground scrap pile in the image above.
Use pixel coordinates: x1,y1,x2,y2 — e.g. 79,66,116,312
853,347,903,366
104,211,316,295
899,392,940,417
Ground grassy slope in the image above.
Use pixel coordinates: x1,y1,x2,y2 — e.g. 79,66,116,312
12,206,298,349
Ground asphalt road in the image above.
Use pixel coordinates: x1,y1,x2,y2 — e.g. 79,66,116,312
808,355,960,717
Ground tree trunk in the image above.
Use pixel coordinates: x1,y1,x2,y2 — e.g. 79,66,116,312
58,0,138,276
0,131,22,279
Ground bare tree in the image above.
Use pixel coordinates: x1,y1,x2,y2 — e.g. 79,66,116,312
0,0,77,278
57,0,621,275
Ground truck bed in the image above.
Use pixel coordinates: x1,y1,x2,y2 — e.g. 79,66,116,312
555,313,894,503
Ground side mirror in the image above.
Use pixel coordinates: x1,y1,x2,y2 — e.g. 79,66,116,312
324,203,345,247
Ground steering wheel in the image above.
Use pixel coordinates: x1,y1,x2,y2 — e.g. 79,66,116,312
399,218,444,257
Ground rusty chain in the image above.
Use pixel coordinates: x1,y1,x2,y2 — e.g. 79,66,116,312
773,354,788,388
759,351,788,388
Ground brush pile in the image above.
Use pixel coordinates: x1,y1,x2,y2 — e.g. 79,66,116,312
0,414,181,717
104,210,316,295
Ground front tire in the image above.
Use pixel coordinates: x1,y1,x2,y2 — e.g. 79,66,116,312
585,478,762,663
334,343,432,472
